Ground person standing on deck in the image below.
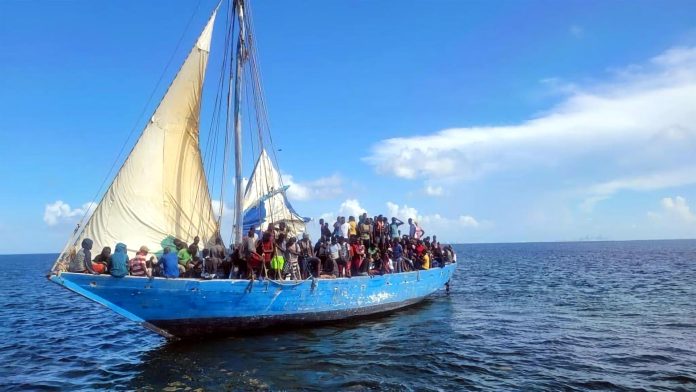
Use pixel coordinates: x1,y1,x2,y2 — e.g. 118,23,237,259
350,236,365,276
332,217,341,238
339,217,350,239
319,218,332,241
284,237,301,280
359,217,373,250
337,236,349,278
390,217,403,241
348,216,358,238
414,222,425,240
209,236,228,277
408,218,416,238
327,237,341,277
298,233,314,278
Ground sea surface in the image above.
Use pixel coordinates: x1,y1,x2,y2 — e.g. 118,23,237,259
1,240,695,391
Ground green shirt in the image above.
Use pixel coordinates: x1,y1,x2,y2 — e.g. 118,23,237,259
177,248,192,266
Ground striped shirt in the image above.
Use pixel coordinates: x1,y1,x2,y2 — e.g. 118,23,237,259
129,252,148,276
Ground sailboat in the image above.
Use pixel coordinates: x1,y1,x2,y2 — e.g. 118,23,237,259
48,0,456,339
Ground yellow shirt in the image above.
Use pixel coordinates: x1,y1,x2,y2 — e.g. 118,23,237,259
348,221,357,236
422,253,430,270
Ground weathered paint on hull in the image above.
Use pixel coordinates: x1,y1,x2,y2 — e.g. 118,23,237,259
49,263,456,339
151,295,429,338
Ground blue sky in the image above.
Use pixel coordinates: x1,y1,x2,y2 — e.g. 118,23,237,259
1,0,696,253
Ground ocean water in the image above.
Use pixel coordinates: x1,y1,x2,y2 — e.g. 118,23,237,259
1,240,695,391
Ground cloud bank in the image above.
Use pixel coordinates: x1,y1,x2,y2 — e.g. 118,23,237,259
365,47,696,190
283,174,343,201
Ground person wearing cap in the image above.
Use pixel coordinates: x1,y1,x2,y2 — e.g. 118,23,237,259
129,245,152,278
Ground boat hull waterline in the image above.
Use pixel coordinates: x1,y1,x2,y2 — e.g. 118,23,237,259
50,264,456,339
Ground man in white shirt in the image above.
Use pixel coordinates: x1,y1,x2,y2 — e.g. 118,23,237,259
339,216,350,240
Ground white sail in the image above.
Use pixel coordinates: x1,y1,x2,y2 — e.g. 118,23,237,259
241,149,308,236
72,10,219,255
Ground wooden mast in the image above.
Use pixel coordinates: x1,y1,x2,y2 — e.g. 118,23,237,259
232,0,247,245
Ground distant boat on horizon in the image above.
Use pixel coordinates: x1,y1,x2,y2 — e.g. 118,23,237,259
47,0,455,339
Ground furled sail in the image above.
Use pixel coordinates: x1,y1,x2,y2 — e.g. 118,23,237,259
70,10,219,256
242,149,308,235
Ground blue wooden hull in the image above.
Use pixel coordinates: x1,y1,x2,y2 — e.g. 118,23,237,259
49,264,456,339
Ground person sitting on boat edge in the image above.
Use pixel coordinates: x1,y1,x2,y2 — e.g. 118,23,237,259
160,247,179,278
92,246,110,274
128,245,152,278
108,243,129,278
176,241,193,276
68,238,97,274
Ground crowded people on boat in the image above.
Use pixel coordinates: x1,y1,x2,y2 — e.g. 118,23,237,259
65,211,455,281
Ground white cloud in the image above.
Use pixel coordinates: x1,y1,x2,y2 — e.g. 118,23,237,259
211,199,233,219
283,174,343,201
338,198,367,218
386,201,482,232
44,200,96,226
581,167,696,211
364,46,696,184
386,201,419,221
649,196,696,223
424,185,444,196
459,215,480,227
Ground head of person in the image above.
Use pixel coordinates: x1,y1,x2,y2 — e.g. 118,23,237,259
287,237,296,246
349,216,355,222
331,237,337,244
262,232,271,241
408,218,413,224
319,218,325,226
173,238,183,250
193,236,200,245
139,245,149,255
202,248,210,257
279,222,286,230
115,242,127,254
81,238,93,251
164,247,171,254
303,233,310,241
98,246,110,257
